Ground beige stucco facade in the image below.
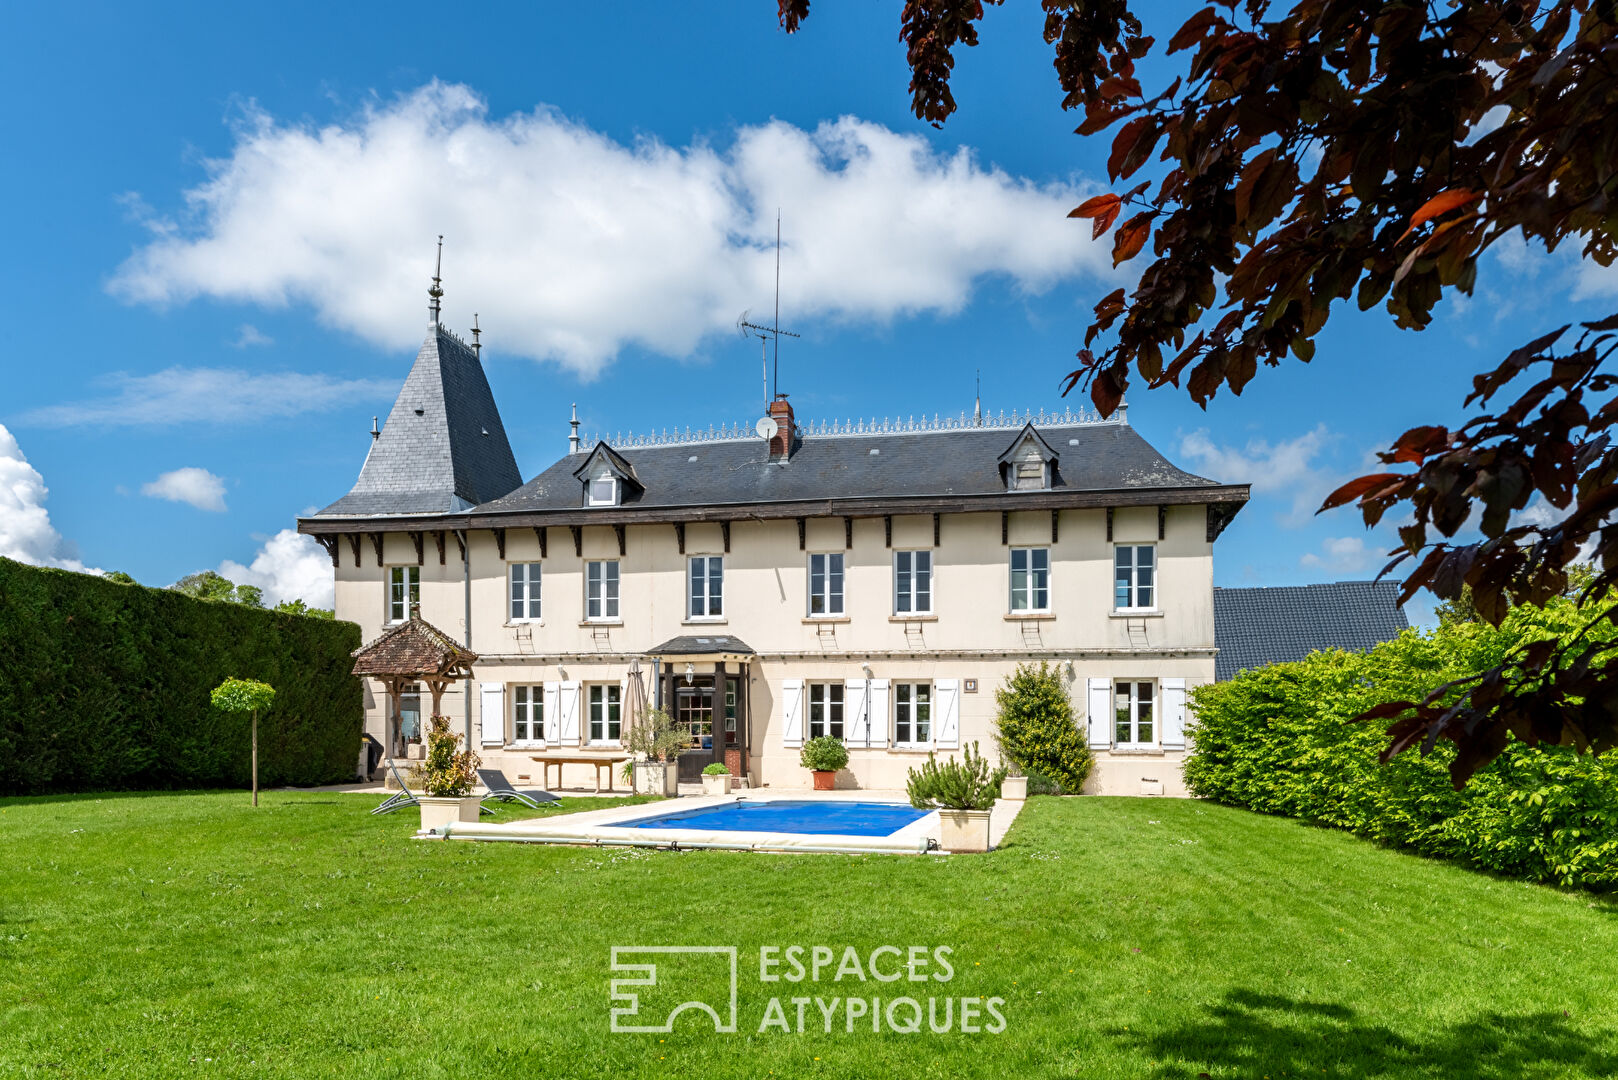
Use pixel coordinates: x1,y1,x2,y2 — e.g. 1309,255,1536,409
334,501,1214,796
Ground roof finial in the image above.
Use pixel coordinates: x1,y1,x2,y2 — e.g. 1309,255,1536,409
470,313,481,360
370,416,380,441
974,369,982,427
428,235,444,327
569,403,581,455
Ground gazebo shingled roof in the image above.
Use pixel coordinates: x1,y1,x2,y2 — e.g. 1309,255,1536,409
352,616,478,678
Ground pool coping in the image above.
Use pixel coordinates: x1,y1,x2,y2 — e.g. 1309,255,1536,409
434,790,1027,855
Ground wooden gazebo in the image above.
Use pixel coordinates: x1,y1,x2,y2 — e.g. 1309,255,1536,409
351,611,478,761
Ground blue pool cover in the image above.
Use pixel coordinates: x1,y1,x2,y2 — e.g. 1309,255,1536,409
619,800,930,837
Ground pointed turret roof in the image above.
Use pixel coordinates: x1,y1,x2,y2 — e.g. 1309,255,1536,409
316,325,523,517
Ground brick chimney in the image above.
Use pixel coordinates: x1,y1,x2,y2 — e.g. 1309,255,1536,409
768,395,795,460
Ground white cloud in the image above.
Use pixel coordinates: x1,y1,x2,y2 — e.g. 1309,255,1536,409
18,367,395,428
141,467,227,512
1178,424,1334,526
220,528,334,609
1300,535,1377,575
0,423,96,573
108,82,1112,377
232,323,273,348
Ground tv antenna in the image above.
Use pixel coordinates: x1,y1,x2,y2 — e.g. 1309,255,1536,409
737,211,798,412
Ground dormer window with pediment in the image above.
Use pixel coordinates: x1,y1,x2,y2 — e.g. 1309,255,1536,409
572,443,641,509
997,423,1058,492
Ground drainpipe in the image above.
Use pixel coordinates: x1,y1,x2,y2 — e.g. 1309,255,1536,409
463,528,473,747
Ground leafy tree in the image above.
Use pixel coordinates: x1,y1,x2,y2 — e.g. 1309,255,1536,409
273,599,333,620
778,1,1618,785
171,571,263,608
993,661,1093,793
210,677,276,807
103,571,136,585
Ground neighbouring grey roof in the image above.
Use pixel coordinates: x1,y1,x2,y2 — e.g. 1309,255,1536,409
479,420,1220,514
315,325,523,517
646,635,756,656
1214,581,1409,680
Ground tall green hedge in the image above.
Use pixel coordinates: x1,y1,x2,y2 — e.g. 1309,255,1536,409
1185,596,1618,889
0,557,363,795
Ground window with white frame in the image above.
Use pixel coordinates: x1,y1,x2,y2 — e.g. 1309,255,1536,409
1114,681,1155,746
588,684,621,744
387,566,420,623
894,550,932,614
1009,548,1050,612
807,682,844,740
587,470,618,506
808,552,845,616
1114,545,1156,610
585,560,620,620
509,562,541,621
511,685,544,744
688,556,723,619
894,682,932,746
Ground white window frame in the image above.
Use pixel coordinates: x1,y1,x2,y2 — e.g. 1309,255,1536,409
585,559,620,621
893,681,933,747
511,684,545,746
688,555,724,620
509,562,542,622
1009,547,1050,613
893,550,933,615
386,565,420,623
1114,544,1157,612
807,552,845,617
807,681,845,741
1114,680,1157,748
587,683,622,745
586,472,619,507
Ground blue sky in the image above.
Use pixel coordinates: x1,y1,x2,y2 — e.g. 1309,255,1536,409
3,2,1613,621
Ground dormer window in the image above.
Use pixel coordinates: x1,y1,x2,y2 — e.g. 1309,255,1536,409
588,475,618,506
572,442,640,508
997,423,1058,492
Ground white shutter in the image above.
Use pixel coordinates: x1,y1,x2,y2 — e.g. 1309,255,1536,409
619,673,631,744
867,679,890,749
542,682,560,746
558,680,582,746
781,678,805,748
1161,677,1187,751
845,679,871,747
479,682,505,746
935,678,960,749
1088,677,1112,751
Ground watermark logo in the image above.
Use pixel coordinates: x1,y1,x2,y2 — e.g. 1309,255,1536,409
609,946,738,1033
609,945,1005,1035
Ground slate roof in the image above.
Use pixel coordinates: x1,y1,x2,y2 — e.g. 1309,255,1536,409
1213,581,1410,680
352,615,479,677
315,325,523,517
479,420,1220,515
646,635,757,656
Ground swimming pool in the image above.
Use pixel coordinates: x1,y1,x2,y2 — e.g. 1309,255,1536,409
617,799,930,837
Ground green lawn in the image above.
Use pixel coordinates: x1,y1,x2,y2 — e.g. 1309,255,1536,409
2,791,1616,1079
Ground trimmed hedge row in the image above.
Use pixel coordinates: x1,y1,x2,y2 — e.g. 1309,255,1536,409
0,557,363,795
1185,596,1618,889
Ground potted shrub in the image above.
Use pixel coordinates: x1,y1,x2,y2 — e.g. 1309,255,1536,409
624,707,690,797
799,736,849,791
1001,769,1029,802
701,762,732,796
415,715,481,835
906,742,1008,853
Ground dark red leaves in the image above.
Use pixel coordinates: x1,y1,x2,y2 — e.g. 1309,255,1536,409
1320,473,1405,511
1112,213,1151,266
1399,189,1484,242
1070,193,1123,239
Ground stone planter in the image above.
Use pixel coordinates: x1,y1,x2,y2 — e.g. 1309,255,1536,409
937,808,993,853
812,769,836,791
1001,776,1029,801
418,796,481,836
702,773,731,796
634,760,679,797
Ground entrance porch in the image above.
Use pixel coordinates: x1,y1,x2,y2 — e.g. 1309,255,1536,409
645,635,755,783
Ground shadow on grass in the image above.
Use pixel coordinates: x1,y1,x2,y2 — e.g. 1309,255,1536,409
0,788,254,808
1128,989,1618,1078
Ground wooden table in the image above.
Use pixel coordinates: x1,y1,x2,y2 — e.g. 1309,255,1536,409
529,754,631,794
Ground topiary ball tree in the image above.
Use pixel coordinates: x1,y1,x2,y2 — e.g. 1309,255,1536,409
211,678,276,807
993,662,1093,795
